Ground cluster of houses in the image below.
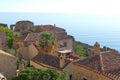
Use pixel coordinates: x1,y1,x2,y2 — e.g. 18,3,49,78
0,21,120,80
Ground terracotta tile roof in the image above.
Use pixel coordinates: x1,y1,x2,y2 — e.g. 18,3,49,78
36,25,73,40
101,51,120,72
32,53,60,68
37,25,65,31
55,33,72,40
75,53,102,71
15,35,27,42
24,33,39,42
31,53,71,69
106,68,120,79
15,33,39,42
74,51,120,78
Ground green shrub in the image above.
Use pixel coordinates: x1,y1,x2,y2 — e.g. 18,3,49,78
73,44,87,57
3,47,16,55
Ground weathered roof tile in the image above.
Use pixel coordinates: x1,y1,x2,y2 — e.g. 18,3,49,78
74,51,120,78
31,53,71,69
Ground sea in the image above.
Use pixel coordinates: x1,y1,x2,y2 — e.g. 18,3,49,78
0,12,120,52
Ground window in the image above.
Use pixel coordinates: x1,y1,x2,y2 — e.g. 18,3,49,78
69,74,72,80
83,78,87,80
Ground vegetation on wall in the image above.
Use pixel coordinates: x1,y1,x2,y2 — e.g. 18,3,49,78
0,26,20,48
13,67,68,80
73,44,87,57
39,31,56,53
3,47,16,55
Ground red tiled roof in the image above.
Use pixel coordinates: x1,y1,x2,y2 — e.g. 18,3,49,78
101,51,120,72
55,33,72,40
24,33,39,42
75,53,102,71
106,68,120,79
15,35,27,42
37,25,65,31
74,51,120,78
31,53,71,69
32,53,60,69
15,33,39,42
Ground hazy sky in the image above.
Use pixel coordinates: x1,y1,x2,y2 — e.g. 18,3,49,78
1,0,120,14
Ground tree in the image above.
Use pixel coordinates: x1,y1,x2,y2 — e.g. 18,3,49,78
73,44,87,57
59,70,68,80
17,56,25,71
13,67,40,80
0,27,20,48
39,31,56,53
46,69,60,80
12,67,61,80
41,70,50,80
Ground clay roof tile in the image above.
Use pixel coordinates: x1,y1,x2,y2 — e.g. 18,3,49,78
74,51,120,78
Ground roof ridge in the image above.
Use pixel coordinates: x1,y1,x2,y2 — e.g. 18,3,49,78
74,63,115,80
99,51,111,72
24,34,29,41
0,50,16,58
99,52,104,72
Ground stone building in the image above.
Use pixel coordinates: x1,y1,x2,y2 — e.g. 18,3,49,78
35,25,72,51
30,53,71,69
14,20,34,32
30,51,73,79
35,24,67,34
0,31,6,49
13,24,74,58
72,47,120,80
55,33,73,50
0,50,17,80
13,33,39,60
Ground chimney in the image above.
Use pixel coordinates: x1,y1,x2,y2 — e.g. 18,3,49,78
93,42,100,55
58,53,65,68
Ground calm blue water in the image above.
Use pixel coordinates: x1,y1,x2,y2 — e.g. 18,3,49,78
0,12,120,52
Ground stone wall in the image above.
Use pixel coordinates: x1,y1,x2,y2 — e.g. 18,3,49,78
23,44,38,60
17,44,38,60
72,64,113,80
63,62,73,80
14,21,34,32
0,31,6,49
58,38,73,50
0,50,17,80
